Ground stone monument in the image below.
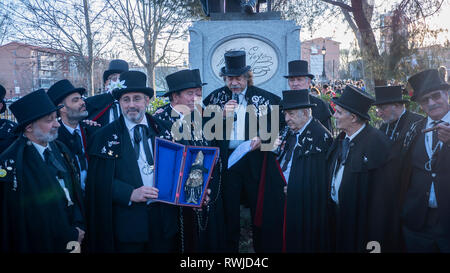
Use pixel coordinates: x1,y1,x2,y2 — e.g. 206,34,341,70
189,11,301,98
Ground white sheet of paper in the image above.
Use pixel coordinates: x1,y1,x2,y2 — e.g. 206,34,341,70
227,140,252,169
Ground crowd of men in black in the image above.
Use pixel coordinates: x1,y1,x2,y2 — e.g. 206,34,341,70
0,49,449,253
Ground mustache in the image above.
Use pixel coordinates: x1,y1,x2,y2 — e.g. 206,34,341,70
428,105,441,111
230,85,241,89
126,107,140,113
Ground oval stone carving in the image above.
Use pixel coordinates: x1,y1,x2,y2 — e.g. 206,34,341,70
211,37,279,85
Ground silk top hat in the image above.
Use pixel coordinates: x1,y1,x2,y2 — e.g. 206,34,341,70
284,60,314,79
220,51,251,77
9,89,64,133
281,89,317,110
373,85,408,106
163,69,207,97
112,71,154,100
0,84,6,114
332,85,375,120
103,59,129,83
47,79,86,105
408,69,450,101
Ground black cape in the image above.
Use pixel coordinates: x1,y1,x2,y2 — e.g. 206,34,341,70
284,119,333,252
85,114,180,252
326,125,397,252
0,136,85,252
0,119,17,154
152,104,227,252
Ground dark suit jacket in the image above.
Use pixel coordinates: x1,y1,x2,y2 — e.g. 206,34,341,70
400,118,450,236
86,114,178,251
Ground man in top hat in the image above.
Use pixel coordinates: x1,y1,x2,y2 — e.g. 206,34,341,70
0,84,17,153
399,69,450,252
0,89,85,252
327,85,396,252
86,71,183,253
47,79,92,193
85,59,129,128
203,50,282,252
273,89,332,252
153,69,226,252
284,60,333,133
374,85,422,144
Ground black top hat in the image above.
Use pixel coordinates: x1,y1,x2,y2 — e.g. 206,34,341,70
408,69,450,101
220,51,251,77
163,69,207,97
112,71,154,100
0,84,6,114
373,85,408,106
103,59,129,83
284,60,314,79
281,89,317,110
47,79,86,105
332,85,375,120
9,89,63,133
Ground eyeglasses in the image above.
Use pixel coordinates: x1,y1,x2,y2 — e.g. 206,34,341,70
120,96,145,103
418,91,443,105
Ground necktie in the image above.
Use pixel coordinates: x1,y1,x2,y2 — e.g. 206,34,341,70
133,125,154,165
281,132,297,172
73,129,87,171
340,137,350,165
44,148,66,178
432,120,441,150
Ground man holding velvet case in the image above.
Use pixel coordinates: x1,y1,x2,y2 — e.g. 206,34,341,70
85,71,181,253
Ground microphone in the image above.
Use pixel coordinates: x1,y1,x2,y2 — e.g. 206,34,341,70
232,93,239,121
275,126,290,157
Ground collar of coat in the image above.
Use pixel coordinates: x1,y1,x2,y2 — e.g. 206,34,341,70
327,124,391,171
402,117,428,153
88,113,173,159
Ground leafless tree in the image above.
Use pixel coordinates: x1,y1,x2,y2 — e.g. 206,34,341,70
8,0,114,96
0,1,15,45
105,0,195,96
274,0,447,92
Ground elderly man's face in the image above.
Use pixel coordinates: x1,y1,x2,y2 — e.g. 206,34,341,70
61,92,88,121
28,112,60,143
288,76,310,90
418,90,449,120
226,75,247,94
376,103,400,123
173,87,202,112
119,92,150,123
333,105,354,131
284,109,307,132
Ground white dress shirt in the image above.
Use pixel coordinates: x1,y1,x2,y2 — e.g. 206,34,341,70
280,117,312,183
124,115,155,205
229,88,247,149
425,110,450,208
331,123,366,204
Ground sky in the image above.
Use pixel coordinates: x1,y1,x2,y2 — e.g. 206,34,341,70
300,0,450,51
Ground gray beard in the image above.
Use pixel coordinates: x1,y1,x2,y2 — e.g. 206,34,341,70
124,109,145,124
34,126,58,143
67,109,89,122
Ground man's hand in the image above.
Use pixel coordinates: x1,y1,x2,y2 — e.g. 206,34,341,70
130,186,159,203
196,188,212,212
437,122,450,144
250,136,261,151
83,119,101,127
223,99,238,117
272,136,282,152
75,227,85,244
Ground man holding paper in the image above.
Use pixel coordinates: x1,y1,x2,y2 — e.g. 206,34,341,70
203,50,281,252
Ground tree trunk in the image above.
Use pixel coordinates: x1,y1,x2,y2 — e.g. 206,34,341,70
83,0,94,96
